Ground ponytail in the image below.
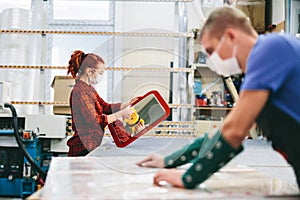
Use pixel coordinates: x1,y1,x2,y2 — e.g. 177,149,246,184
67,50,86,78
67,50,105,78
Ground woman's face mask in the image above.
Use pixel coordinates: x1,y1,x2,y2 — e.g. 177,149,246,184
206,36,242,77
89,73,103,85
88,63,105,85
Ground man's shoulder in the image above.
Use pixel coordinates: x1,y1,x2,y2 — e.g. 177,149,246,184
258,33,299,48
250,33,299,61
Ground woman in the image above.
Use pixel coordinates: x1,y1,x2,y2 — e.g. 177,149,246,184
67,50,135,156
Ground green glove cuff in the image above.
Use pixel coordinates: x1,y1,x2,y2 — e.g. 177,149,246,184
182,133,243,189
164,135,206,168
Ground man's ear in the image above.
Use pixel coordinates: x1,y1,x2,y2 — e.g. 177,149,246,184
224,28,238,43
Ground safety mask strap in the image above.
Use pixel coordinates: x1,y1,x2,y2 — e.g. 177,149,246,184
232,44,237,58
216,35,238,59
215,35,225,53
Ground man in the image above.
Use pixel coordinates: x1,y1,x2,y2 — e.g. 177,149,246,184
137,6,300,189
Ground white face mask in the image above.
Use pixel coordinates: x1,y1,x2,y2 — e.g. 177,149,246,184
89,73,103,85
206,36,242,77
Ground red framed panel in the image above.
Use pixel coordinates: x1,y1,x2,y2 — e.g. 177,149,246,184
108,90,170,148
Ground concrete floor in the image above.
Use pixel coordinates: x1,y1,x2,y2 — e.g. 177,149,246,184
38,137,300,199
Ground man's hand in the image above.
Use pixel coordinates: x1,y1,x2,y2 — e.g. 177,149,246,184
136,154,165,168
153,169,185,188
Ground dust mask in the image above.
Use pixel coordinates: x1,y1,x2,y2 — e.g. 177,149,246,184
89,73,103,85
207,36,242,77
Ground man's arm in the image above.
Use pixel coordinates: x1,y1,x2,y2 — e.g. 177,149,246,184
222,90,270,148
153,90,270,189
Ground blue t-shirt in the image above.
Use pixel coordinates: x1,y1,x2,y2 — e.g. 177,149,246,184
241,33,300,123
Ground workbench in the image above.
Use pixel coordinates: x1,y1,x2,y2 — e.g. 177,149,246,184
28,137,300,199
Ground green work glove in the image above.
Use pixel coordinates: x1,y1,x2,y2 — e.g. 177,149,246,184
182,130,243,189
164,134,207,168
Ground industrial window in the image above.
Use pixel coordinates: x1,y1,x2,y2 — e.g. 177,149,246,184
0,0,31,13
48,0,113,25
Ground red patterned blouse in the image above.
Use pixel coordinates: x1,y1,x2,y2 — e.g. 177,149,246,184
67,80,121,156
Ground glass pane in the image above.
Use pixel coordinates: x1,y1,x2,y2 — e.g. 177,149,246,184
0,0,31,13
51,35,110,65
53,1,110,21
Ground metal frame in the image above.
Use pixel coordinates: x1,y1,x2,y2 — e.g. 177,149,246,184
288,0,300,35
47,0,115,26
44,0,115,112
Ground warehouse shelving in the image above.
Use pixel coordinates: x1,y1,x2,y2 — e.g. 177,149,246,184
0,0,198,136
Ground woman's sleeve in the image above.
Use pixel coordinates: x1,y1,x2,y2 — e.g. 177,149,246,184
98,97,121,114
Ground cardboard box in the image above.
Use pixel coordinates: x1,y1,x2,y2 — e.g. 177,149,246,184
271,20,285,32
236,0,265,33
51,76,75,115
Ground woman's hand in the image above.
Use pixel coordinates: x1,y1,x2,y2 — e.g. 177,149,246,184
153,169,185,188
120,96,142,109
129,96,142,105
107,107,131,124
135,121,145,133
136,154,165,168
119,106,131,119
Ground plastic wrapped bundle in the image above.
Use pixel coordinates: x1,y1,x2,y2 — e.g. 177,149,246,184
0,8,40,115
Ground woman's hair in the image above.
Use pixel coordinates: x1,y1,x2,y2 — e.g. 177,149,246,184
67,50,105,78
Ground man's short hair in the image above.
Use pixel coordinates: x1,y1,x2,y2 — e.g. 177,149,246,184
200,6,254,40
